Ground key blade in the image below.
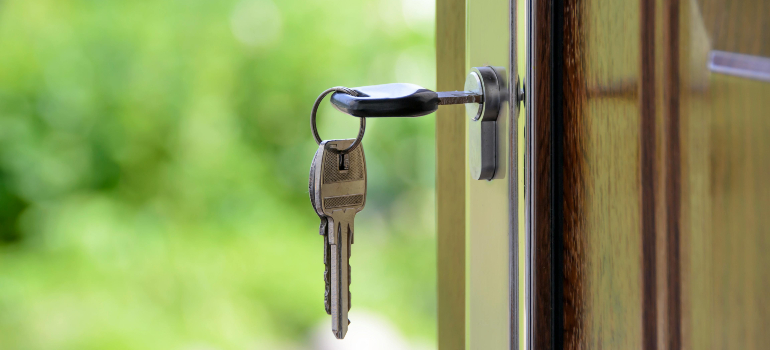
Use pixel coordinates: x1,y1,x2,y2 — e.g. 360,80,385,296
329,210,355,339
436,91,483,105
323,217,332,315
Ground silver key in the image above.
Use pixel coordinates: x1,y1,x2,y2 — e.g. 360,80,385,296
310,139,366,339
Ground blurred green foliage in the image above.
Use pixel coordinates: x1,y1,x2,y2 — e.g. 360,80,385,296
0,0,436,348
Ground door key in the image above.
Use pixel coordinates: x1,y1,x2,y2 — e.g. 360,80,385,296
309,139,366,339
328,67,512,180
304,68,511,338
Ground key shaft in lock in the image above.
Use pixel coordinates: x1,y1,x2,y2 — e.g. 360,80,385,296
328,66,506,120
436,91,484,105
329,66,506,180
330,83,485,118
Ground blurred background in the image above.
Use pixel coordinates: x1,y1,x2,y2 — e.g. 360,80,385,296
0,0,437,348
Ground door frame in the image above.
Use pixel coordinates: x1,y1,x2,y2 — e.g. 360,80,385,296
436,0,521,348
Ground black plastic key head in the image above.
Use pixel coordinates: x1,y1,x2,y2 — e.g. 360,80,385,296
330,83,439,118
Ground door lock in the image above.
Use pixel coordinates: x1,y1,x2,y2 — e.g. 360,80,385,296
328,66,511,180
464,66,505,180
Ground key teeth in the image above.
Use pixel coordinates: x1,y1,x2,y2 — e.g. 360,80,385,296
319,218,327,236
323,223,332,315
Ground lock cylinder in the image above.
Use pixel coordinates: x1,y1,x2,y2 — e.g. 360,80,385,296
465,66,506,180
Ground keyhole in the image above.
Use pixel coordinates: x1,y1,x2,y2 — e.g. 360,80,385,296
338,153,349,171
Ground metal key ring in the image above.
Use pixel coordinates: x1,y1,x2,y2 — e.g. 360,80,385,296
311,87,365,153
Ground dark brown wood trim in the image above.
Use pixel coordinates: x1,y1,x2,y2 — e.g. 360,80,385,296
664,0,682,349
534,0,554,348
640,0,658,348
552,0,565,345
561,0,587,347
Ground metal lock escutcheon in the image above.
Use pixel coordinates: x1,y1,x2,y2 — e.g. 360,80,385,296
465,66,506,181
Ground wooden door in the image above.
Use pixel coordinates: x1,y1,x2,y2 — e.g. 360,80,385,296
526,0,770,349
437,0,768,348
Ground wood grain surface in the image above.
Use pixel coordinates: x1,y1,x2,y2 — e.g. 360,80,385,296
533,0,647,347
663,0,681,348
531,0,770,349
681,1,770,348
532,0,554,347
